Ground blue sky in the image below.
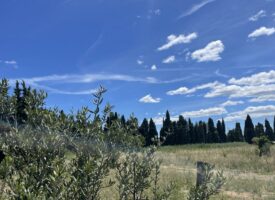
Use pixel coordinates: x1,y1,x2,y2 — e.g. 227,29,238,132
1,0,275,128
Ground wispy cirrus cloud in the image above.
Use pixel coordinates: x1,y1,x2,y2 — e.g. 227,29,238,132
139,94,161,103
178,0,216,18
249,10,266,21
191,40,224,62
158,33,198,51
248,27,275,38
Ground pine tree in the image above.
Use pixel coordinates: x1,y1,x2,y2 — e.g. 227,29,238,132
244,115,255,144
227,129,235,142
265,119,274,141
148,118,158,146
221,119,227,142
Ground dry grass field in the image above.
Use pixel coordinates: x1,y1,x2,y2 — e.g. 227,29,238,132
157,143,275,200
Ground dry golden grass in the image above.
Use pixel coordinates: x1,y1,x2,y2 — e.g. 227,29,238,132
158,143,275,199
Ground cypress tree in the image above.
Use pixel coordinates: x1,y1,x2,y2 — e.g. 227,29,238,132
0,79,10,121
207,118,219,143
197,121,206,143
265,119,274,141
244,115,255,144
227,129,235,142
176,115,188,144
148,118,158,146
188,118,195,143
160,111,172,145
234,122,244,142
217,120,226,143
138,118,149,145
255,123,264,137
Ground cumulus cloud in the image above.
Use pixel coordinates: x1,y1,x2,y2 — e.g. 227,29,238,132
224,105,275,121
249,10,266,21
162,56,176,64
191,40,224,62
178,0,216,18
249,95,275,102
158,33,198,51
248,27,275,38
166,87,190,95
139,94,161,103
151,65,157,71
181,107,227,118
220,100,244,107
228,70,275,85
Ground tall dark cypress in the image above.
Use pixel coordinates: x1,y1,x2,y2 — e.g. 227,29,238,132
217,120,226,143
176,115,188,144
207,118,219,143
160,110,172,145
221,119,227,142
255,122,264,137
188,118,194,143
138,118,149,145
148,118,158,146
265,119,274,141
244,115,255,144
234,122,244,142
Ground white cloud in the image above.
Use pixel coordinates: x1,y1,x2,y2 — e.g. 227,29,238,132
166,87,190,95
228,70,275,85
220,100,244,107
158,33,198,51
5,60,17,65
139,94,161,103
137,59,144,65
248,27,275,38
166,81,222,96
151,65,157,71
249,10,266,21
191,40,224,62
178,0,216,18
162,55,176,64
181,107,227,118
224,105,275,122
249,95,275,102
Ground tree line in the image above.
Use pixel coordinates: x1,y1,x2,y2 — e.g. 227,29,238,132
1,79,274,147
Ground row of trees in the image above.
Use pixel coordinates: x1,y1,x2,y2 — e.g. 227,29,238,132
138,111,275,146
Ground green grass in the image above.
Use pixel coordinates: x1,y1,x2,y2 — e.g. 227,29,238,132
157,143,275,199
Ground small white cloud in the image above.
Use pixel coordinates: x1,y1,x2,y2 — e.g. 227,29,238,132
220,100,244,107
229,70,275,85
137,59,144,65
158,33,198,51
191,40,224,62
162,55,176,64
139,94,161,103
5,60,17,65
249,10,266,21
166,87,189,95
151,65,157,71
248,26,275,38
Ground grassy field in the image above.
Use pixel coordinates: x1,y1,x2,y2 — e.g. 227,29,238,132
157,143,275,200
